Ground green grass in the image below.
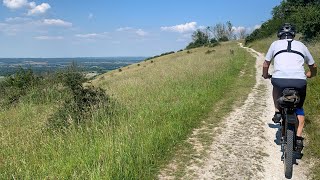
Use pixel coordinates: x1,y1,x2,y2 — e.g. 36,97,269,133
1,41,256,179
249,36,320,179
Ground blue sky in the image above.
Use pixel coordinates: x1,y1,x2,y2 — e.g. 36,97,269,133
0,0,282,58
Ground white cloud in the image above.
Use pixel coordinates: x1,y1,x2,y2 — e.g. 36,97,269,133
161,22,197,33
136,29,147,36
254,24,261,30
28,1,35,8
116,27,133,32
34,36,64,40
43,19,72,27
232,26,246,34
75,32,109,39
28,3,50,15
3,0,28,9
3,0,51,15
116,27,148,37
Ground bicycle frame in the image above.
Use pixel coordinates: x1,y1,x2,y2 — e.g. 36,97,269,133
278,88,300,179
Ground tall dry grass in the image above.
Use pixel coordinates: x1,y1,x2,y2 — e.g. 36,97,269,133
1,42,256,179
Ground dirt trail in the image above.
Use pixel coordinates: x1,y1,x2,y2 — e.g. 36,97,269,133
158,44,310,179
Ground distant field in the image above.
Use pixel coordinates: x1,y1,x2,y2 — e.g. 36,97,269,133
0,57,144,76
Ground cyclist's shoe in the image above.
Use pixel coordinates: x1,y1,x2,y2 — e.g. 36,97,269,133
296,136,304,152
272,112,282,123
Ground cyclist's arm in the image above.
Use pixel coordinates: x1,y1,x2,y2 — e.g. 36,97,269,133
263,60,271,79
304,45,317,78
263,42,275,79
306,64,317,78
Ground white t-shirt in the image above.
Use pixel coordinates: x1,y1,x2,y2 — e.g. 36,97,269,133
265,39,315,79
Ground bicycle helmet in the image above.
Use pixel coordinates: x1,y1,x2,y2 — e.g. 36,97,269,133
277,23,296,39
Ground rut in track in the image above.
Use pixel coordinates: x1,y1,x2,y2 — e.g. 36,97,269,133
158,44,310,180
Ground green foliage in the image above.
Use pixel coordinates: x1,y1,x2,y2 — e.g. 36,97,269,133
47,86,109,130
186,29,219,49
0,67,39,106
245,18,283,44
292,5,320,40
47,63,110,130
186,21,233,50
245,1,320,44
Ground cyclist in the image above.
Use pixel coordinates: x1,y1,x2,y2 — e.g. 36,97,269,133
262,23,317,152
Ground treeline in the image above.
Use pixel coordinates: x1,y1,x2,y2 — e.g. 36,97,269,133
186,21,244,50
245,0,320,44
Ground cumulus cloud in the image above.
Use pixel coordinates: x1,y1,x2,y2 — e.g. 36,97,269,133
28,3,50,15
161,22,197,33
43,19,72,27
3,0,51,15
3,0,28,9
34,36,64,40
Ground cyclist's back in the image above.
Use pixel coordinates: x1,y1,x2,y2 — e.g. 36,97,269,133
266,39,314,79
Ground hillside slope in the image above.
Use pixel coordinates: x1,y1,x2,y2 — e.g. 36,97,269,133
0,42,256,179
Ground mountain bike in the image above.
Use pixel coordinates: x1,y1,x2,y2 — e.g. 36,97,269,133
264,74,301,179
277,87,301,179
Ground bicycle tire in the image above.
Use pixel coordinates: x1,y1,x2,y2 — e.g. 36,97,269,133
284,124,294,179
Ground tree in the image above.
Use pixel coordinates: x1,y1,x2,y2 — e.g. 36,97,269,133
238,28,247,39
210,21,234,41
226,21,234,40
211,23,226,41
186,29,209,49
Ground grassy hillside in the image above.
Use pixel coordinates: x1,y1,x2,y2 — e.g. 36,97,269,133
0,42,256,179
248,37,320,179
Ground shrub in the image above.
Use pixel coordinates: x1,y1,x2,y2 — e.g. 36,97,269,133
0,67,39,107
47,86,109,130
47,65,110,130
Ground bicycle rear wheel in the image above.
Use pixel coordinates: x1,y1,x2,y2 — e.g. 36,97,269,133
284,125,294,179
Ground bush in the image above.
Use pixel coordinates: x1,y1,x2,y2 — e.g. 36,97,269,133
47,86,109,130
47,65,110,130
0,67,39,107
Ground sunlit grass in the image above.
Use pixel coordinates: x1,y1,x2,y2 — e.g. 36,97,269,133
1,42,256,179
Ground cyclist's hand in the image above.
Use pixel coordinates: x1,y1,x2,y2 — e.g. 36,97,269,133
306,71,312,78
262,74,272,79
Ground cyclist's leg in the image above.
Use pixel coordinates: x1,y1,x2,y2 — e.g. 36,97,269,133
296,83,307,137
271,78,284,123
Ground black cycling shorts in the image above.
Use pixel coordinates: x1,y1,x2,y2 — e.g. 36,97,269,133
271,78,307,108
